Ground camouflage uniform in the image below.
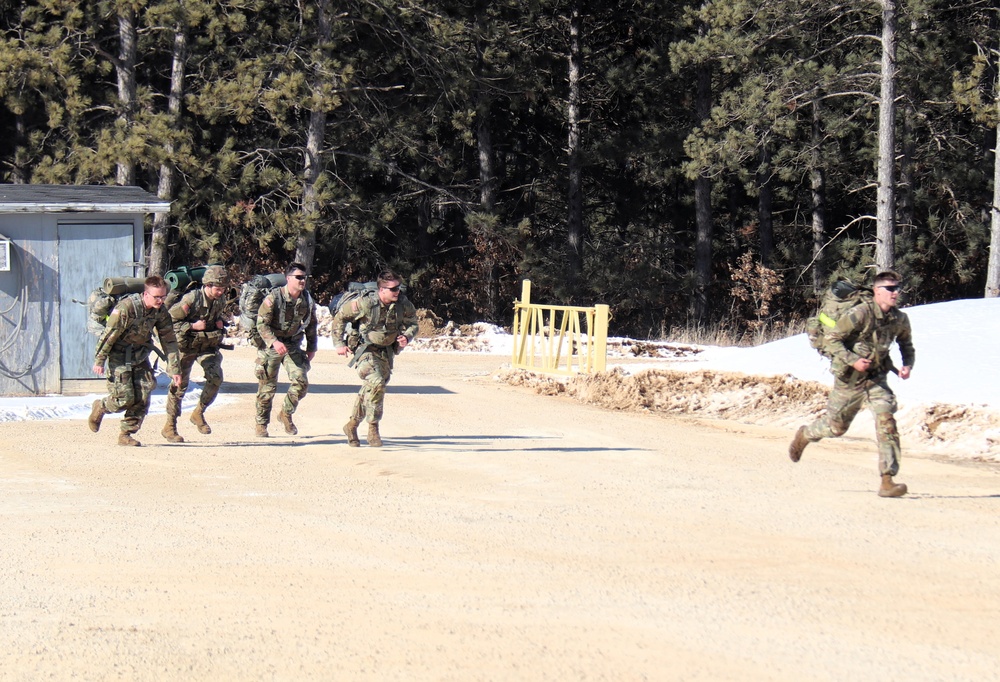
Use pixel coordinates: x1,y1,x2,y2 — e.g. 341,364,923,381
802,300,915,476
332,291,418,425
94,294,180,436
254,287,317,426
167,284,228,422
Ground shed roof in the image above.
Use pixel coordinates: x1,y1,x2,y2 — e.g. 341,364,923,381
0,184,170,214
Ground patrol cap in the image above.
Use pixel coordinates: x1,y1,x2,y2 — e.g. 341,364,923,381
202,265,228,286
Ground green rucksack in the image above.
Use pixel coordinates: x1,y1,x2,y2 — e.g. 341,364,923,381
806,280,873,358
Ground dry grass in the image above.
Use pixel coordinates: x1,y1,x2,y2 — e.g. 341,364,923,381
662,317,809,348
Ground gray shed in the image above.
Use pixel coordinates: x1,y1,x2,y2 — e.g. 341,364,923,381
0,184,170,396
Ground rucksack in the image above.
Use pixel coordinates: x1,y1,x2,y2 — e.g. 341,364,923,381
86,277,146,336
163,280,199,312
238,273,286,347
328,281,410,343
806,280,873,358
163,264,223,310
328,282,378,318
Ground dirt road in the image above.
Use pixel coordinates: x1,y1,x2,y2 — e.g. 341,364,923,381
3,347,999,680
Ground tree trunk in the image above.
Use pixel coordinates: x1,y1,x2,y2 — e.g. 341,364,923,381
477,92,497,212
757,146,774,267
116,7,137,186
811,98,827,294
566,3,584,296
294,0,332,271
986,75,1000,297
12,114,27,184
149,23,189,277
875,0,898,271
898,101,915,237
692,64,713,322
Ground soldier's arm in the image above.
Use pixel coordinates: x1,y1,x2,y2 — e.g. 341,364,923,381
400,299,419,342
825,305,867,368
94,300,131,365
331,297,365,349
155,309,182,374
896,314,915,369
256,293,278,348
168,290,197,334
304,299,318,354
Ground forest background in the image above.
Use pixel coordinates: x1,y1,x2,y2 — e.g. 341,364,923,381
3,0,1000,341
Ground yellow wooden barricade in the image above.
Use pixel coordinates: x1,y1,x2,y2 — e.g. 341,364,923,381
511,280,609,375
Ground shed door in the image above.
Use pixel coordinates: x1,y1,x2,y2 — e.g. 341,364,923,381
58,223,136,379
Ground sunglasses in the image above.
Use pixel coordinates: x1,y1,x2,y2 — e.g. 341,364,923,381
291,274,309,281
382,285,401,292
878,284,901,293
149,294,167,301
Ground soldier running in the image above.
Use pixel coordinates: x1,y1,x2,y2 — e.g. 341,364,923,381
788,270,915,497
163,265,229,442
88,276,182,447
253,262,317,438
332,269,418,447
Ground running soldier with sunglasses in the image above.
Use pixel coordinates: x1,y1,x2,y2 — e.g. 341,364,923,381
253,262,317,438
332,270,418,447
788,270,915,497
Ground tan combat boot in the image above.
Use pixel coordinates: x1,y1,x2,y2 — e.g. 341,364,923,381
878,474,908,498
88,399,107,433
255,423,269,438
118,432,141,447
190,404,211,434
161,417,185,443
367,423,383,448
788,425,809,463
278,410,298,435
343,419,360,447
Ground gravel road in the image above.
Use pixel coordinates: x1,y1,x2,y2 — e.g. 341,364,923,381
2,347,999,680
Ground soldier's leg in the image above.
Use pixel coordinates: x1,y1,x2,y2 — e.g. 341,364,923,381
356,352,390,424
254,349,281,425
122,361,156,434
185,351,222,435
198,351,224,407
103,353,134,414
803,381,866,442
280,351,310,414
166,353,196,419
866,382,901,476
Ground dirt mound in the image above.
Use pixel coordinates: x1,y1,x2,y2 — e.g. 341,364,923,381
411,321,505,353
496,367,1000,461
496,367,829,422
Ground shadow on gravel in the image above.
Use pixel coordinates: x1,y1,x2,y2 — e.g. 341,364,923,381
905,493,1000,500
221,382,455,395
384,434,647,452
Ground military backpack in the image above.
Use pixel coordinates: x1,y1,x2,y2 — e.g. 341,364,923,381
806,280,874,359
328,281,409,347
85,277,146,336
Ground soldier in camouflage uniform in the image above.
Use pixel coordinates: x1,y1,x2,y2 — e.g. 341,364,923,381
332,270,419,447
789,271,915,498
88,276,182,447
163,265,229,442
254,262,317,438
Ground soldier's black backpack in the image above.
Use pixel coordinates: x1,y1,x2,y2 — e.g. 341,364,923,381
328,281,410,340
85,277,146,336
806,280,873,358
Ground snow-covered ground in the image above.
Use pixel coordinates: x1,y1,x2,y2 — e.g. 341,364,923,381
3,298,998,457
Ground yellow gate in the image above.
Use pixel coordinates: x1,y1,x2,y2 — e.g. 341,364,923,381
511,280,609,375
